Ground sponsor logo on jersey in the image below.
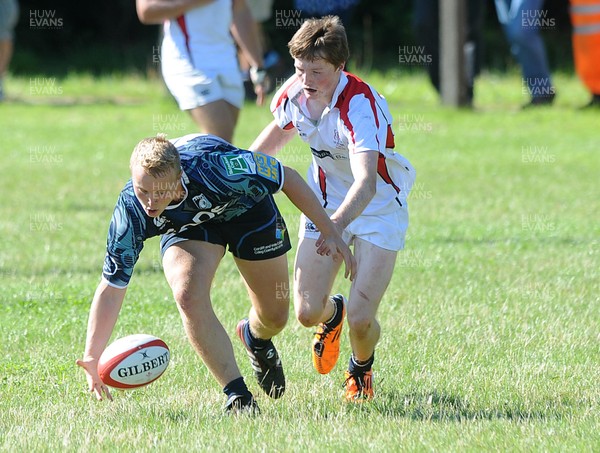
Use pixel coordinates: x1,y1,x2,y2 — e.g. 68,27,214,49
252,152,280,183
311,148,333,159
310,148,347,160
221,154,257,176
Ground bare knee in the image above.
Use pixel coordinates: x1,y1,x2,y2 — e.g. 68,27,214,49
259,308,289,331
347,313,374,338
172,285,206,318
296,309,320,328
295,293,327,327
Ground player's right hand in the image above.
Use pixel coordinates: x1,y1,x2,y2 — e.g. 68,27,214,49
250,67,270,106
315,233,356,281
76,357,113,401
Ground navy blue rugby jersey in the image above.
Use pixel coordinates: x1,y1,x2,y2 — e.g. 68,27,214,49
103,134,284,288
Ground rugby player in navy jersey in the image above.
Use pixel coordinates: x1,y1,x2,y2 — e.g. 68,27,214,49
76,133,355,414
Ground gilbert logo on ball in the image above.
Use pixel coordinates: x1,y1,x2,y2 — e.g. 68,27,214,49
98,334,170,389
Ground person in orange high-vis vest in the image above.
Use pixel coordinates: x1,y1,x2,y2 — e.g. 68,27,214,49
570,0,600,107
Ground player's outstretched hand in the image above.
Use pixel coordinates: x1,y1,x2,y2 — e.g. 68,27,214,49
315,233,356,281
76,357,113,401
250,67,270,107
254,83,266,106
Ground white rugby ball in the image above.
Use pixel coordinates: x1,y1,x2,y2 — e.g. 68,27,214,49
98,334,170,389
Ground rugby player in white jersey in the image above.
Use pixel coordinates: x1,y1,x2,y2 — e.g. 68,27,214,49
136,0,269,142
76,133,355,414
250,16,416,401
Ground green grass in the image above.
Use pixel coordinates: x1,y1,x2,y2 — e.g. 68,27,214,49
0,70,598,452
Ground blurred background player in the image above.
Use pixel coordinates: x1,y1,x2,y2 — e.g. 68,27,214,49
136,0,269,142
239,0,286,101
493,0,556,107
250,16,415,402
76,133,355,414
412,0,486,107
0,0,18,101
293,0,359,25
570,0,600,108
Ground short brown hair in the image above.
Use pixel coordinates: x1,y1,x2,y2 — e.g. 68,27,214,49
288,15,349,68
130,133,181,178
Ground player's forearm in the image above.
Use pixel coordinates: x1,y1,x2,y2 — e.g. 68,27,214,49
82,280,126,360
282,166,340,236
331,150,378,229
330,178,376,230
250,121,295,156
136,0,212,24
230,0,263,69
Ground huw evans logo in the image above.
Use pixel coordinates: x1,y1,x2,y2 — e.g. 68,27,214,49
521,146,556,164
29,145,63,163
398,46,432,65
275,10,304,29
29,10,64,29
152,114,187,132
29,78,63,96
397,114,433,132
521,9,555,29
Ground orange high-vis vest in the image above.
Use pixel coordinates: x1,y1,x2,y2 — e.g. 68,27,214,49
570,0,600,94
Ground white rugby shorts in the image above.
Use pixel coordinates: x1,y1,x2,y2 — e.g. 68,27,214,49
163,67,244,111
299,205,410,252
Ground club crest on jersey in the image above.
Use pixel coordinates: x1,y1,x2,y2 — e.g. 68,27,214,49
333,130,345,148
192,194,212,210
221,154,256,176
153,216,168,228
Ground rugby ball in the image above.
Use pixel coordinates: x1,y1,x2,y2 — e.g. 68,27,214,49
98,334,170,389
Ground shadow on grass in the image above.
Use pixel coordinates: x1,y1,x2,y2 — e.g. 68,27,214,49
354,389,570,422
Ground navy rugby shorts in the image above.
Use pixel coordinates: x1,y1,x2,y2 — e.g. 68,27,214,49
160,196,291,261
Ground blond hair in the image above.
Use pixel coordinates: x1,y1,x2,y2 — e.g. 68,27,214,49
288,15,349,68
130,133,181,178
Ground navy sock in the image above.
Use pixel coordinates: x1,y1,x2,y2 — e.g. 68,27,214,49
223,377,252,399
244,321,271,350
348,353,374,374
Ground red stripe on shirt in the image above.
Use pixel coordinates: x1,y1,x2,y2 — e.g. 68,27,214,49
318,166,328,208
176,15,192,61
386,124,395,148
334,72,380,150
377,154,401,194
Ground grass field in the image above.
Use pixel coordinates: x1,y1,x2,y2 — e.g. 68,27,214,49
0,70,598,452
